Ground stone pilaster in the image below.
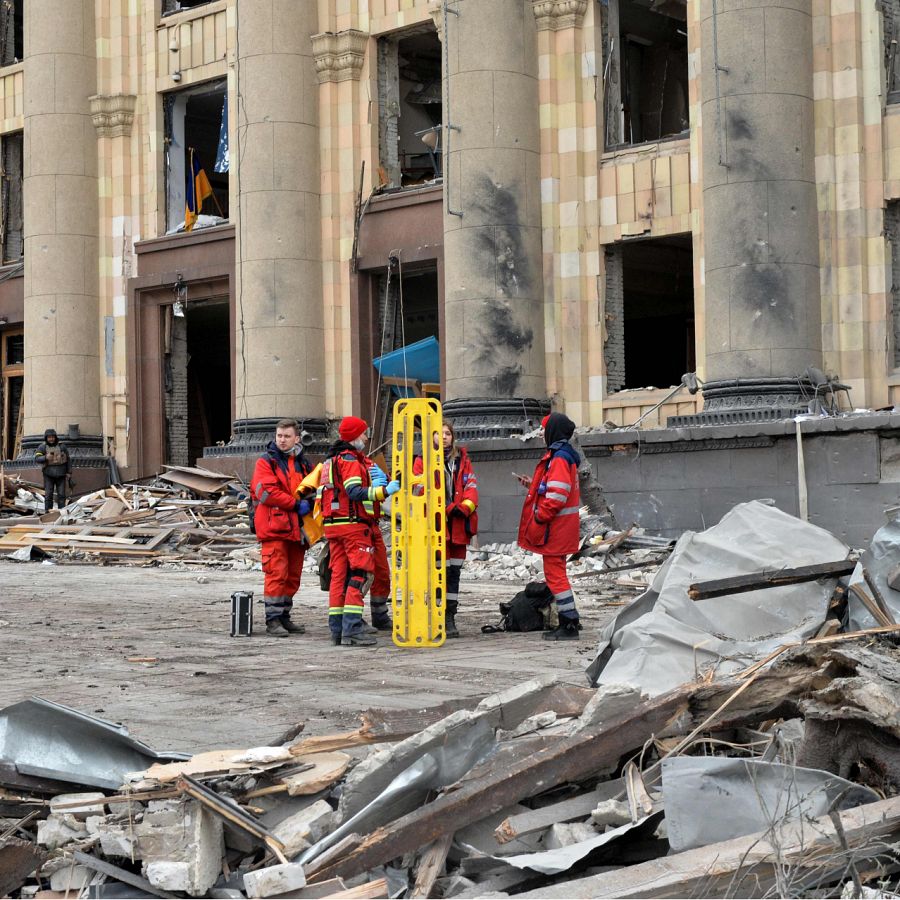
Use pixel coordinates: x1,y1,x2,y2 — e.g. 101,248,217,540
235,0,325,423
443,0,547,409
23,0,101,440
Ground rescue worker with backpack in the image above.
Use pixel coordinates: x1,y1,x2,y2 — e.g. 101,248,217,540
251,418,314,637
412,422,478,638
34,429,72,513
320,416,400,647
517,412,582,641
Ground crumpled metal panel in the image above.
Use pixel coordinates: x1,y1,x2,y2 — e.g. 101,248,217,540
0,697,189,790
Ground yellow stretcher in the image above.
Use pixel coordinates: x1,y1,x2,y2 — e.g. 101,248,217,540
390,397,446,647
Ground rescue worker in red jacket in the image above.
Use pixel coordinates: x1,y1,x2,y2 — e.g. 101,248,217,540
517,412,582,641
320,416,400,647
251,418,314,637
413,422,478,638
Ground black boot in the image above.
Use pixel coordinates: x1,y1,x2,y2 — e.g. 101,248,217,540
445,613,459,638
543,620,580,641
342,629,377,647
280,616,306,634
330,632,342,646
359,618,378,635
372,614,393,632
266,619,290,638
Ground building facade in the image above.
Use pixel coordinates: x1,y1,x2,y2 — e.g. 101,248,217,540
0,0,898,481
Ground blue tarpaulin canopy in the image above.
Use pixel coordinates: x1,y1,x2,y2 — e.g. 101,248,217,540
373,336,440,394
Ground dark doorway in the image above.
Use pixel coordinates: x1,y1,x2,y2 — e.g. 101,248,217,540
164,300,230,465
613,234,695,390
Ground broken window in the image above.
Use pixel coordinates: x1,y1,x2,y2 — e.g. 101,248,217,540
1,328,23,460
604,234,694,391
884,0,900,100
602,0,689,149
162,0,214,15
1,131,22,264
164,81,229,233
0,0,22,68
887,201,900,366
378,28,442,189
164,299,230,465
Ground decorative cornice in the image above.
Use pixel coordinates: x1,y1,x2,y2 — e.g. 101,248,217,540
88,93,136,138
311,29,368,84
428,2,444,42
531,0,589,31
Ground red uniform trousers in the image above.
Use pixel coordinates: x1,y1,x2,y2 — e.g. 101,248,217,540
369,527,391,625
261,540,306,621
541,553,578,622
327,523,378,637
445,541,467,616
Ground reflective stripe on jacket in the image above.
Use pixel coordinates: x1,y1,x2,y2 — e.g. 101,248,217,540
517,448,581,555
252,444,311,544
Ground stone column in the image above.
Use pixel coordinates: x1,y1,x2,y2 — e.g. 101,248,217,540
442,0,548,423
22,0,101,442
700,0,821,388
234,0,325,435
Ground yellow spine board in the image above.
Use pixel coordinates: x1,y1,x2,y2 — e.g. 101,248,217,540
391,398,446,648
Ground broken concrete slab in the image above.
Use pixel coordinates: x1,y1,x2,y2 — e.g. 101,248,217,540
273,799,335,860
243,862,306,898
48,792,106,820
544,821,599,850
136,799,223,897
590,799,632,830
453,805,544,860
36,814,89,850
48,864,92,893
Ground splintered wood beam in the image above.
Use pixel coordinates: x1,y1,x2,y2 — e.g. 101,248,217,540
307,659,829,883
688,559,857,600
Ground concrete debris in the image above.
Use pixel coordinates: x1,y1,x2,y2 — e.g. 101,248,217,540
7,506,900,898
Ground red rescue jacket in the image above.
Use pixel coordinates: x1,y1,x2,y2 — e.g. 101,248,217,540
413,447,479,545
252,442,312,544
517,443,581,556
320,442,386,535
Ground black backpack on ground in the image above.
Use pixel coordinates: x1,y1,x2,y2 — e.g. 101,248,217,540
482,581,553,633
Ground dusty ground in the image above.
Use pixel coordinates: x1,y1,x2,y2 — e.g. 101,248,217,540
0,560,619,754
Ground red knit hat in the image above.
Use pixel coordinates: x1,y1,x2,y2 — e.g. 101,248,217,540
339,416,368,442
541,415,550,429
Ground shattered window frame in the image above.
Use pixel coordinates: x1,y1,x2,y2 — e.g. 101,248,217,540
1,130,23,266
0,0,22,68
602,0,690,151
377,25,443,190
161,0,216,16
163,79,229,235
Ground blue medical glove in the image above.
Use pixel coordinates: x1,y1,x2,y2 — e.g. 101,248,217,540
385,480,401,496
369,465,388,487
296,499,312,517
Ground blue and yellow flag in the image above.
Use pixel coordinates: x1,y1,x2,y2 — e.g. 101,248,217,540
185,148,214,232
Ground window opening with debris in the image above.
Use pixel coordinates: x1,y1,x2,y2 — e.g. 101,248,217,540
0,0,22,68
887,201,900,366
1,130,22,264
602,0,688,149
378,28,442,189
164,299,230,466
604,234,694,391
164,81,229,234
1,328,23,460
162,0,214,16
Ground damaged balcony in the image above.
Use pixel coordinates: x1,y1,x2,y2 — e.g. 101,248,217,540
603,0,689,149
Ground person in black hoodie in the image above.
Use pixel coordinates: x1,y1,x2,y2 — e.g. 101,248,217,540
517,413,582,640
34,429,72,513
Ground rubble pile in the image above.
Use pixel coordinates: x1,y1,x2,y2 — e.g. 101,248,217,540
0,466,261,568
3,502,900,898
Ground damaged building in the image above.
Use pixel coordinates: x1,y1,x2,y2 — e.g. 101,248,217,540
1,0,900,542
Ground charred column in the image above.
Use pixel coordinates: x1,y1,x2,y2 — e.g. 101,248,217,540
441,0,549,438
699,0,822,419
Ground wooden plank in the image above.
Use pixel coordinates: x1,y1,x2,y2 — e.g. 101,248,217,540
324,878,388,899
494,781,623,844
307,658,830,884
862,567,897,624
281,752,351,796
409,833,453,899
289,731,379,756
512,795,900,899
688,559,857,600
848,583,893,628
72,850,176,899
